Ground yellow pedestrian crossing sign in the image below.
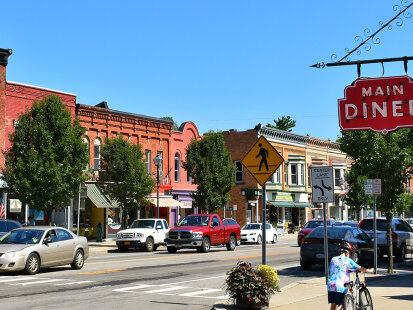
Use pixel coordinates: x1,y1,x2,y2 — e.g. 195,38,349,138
241,136,284,186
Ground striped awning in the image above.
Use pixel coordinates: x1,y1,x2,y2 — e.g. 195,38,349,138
147,196,182,208
85,183,120,209
268,201,313,208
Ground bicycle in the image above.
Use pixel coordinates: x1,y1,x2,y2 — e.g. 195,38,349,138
343,270,373,310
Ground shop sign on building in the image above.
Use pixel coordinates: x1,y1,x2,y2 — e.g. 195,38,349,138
9,199,22,213
181,201,192,209
338,76,413,134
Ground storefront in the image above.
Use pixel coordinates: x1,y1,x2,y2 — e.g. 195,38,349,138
146,195,182,227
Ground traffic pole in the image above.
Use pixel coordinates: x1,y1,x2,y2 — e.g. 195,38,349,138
373,194,377,274
262,185,266,265
323,202,329,284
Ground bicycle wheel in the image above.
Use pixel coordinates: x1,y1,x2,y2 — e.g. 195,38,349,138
358,287,373,310
343,294,355,310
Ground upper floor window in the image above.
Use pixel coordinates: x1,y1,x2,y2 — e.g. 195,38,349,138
82,137,90,171
289,163,305,186
145,150,151,174
94,138,101,171
334,169,342,187
235,160,243,183
156,151,163,177
174,153,181,182
272,166,281,184
187,172,192,184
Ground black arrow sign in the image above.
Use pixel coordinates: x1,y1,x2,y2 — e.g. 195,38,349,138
321,180,332,191
314,184,324,196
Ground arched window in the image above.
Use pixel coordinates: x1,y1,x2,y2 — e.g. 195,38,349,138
174,152,180,182
94,138,101,171
83,136,90,171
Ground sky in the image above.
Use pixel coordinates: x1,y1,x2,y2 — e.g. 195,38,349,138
2,1,413,141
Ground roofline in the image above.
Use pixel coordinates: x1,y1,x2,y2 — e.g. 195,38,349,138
7,81,77,97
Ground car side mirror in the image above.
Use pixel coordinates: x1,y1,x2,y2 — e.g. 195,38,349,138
43,237,52,244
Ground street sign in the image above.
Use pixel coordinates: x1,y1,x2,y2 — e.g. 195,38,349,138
311,166,334,203
338,76,413,134
241,136,284,186
365,179,381,195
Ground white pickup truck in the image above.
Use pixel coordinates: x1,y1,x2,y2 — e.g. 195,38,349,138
116,218,169,252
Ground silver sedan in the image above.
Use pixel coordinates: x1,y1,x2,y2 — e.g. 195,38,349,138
0,226,89,275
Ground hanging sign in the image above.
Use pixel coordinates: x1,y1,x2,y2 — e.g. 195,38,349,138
338,75,413,134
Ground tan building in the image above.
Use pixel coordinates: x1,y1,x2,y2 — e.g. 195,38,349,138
221,124,352,231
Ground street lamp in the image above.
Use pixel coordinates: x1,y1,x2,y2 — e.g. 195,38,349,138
153,155,163,218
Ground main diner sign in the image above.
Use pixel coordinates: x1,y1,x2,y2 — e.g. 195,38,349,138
338,75,413,134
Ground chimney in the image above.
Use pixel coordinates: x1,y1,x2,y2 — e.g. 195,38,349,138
0,48,12,169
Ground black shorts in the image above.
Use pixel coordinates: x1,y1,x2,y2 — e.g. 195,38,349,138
328,291,346,306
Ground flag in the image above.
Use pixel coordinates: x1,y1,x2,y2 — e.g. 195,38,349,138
339,187,350,197
0,199,5,219
162,168,172,185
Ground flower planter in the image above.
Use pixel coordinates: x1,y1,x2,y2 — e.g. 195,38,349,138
235,299,266,309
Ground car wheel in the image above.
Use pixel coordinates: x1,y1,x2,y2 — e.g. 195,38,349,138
71,249,85,270
200,237,210,253
397,244,407,262
300,259,312,271
226,235,236,251
256,235,262,244
272,234,277,244
167,246,177,253
145,237,154,252
25,253,40,275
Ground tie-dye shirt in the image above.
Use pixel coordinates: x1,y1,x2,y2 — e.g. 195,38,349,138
327,256,360,293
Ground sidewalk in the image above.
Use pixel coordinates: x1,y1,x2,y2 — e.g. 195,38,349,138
88,239,117,255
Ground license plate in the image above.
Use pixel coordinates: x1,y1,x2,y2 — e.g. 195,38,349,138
124,241,130,246
316,253,324,259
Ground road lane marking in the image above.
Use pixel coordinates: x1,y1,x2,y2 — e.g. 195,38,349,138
179,288,221,297
0,277,42,283
217,250,300,261
55,281,95,286
144,286,188,293
14,279,65,286
86,246,293,266
113,284,154,292
162,275,226,286
80,268,127,275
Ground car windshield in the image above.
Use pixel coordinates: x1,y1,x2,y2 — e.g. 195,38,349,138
304,221,323,229
178,216,210,226
307,227,349,239
359,219,388,231
0,229,44,244
242,224,261,230
130,220,155,229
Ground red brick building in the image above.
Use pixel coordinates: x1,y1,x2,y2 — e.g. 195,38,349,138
170,121,201,226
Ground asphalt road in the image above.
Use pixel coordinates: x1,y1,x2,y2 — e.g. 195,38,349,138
0,238,324,310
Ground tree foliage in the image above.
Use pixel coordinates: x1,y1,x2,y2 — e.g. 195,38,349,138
182,132,235,213
266,116,296,132
339,129,413,272
161,116,179,131
2,95,89,222
343,166,372,219
98,135,154,228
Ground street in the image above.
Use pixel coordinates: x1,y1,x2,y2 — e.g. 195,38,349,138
0,237,321,310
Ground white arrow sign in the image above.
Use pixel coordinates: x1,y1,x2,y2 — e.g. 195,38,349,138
312,166,334,203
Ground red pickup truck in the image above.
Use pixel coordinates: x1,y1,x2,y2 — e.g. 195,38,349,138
164,214,241,253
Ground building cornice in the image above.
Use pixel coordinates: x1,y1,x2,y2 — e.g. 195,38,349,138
256,124,309,146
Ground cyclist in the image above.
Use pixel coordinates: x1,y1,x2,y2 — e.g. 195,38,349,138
327,242,374,310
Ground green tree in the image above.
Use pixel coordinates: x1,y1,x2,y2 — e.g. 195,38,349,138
98,135,154,228
161,116,179,131
266,116,296,132
182,132,235,213
339,129,413,273
2,95,89,223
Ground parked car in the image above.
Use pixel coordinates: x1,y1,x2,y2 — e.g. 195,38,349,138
164,214,241,253
358,217,413,261
334,221,359,227
406,219,413,229
240,223,278,244
297,219,336,246
0,226,89,275
300,225,374,270
0,219,23,238
116,218,169,252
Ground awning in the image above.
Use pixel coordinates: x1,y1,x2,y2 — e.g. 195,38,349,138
147,196,182,207
85,183,120,209
268,201,313,208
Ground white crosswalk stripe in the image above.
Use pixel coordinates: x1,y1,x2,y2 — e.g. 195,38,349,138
0,276,95,287
113,283,227,299
13,279,65,285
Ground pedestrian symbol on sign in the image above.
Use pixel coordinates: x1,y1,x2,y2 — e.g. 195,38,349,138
241,136,284,186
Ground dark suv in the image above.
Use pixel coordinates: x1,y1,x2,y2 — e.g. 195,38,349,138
358,217,413,261
0,219,23,238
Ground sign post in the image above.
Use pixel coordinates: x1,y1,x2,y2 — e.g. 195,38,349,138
311,166,334,284
365,178,381,274
242,136,284,265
